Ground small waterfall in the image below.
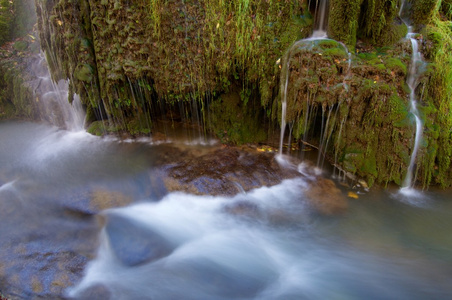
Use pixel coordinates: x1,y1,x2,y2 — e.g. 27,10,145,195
311,0,329,38
279,0,329,157
279,63,289,155
399,1,425,189
30,53,86,131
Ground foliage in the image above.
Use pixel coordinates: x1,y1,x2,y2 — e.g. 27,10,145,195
419,15,452,187
411,0,440,25
328,0,361,49
358,0,402,45
0,0,12,46
440,0,452,20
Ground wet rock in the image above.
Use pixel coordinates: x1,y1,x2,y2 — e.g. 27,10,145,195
174,258,272,298
105,213,174,266
89,189,133,212
164,146,301,196
223,201,262,220
305,177,348,215
72,284,111,300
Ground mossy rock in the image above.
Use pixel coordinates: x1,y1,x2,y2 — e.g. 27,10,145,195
385,58,407,76
75,64,94,82
412,0,440,26
208,89,267,145
87,120,105,136
13,40,28,51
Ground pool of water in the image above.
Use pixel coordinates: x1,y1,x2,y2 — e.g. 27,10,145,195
0,121,451,299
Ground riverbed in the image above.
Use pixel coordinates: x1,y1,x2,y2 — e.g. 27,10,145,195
0,121,451,299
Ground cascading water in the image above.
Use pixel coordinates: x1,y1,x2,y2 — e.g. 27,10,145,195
278,0,330,158
399,1,426,190
31,53,86,131
279,0,351,170
311,0,329,38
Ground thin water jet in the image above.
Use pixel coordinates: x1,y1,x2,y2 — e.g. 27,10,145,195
399,0,426,190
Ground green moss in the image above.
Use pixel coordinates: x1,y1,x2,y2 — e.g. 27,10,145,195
208,88,267,144
127,117,151,136
377,23,408,46
0,0,13,45
357,52,378,61
358,0,400,46
388,94,409,125
13,40,29,51
412,0,440,25
328,0,361,49
440,0,452,20
75,64,94,82
323,47,348,59
385,57,407,76
421,17,452,187
87,121,105,136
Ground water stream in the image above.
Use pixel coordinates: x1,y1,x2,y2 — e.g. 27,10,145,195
0,121,451,299
1,1,450,298
399,1,425,190
279,0,329,157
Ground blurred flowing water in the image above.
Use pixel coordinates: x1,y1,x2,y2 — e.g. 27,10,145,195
0,121,451,299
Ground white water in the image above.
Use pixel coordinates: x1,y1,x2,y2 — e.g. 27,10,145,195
399,2,425,190
65,174,452,300
279,0,329,157
311,0,329,38
32,53,86,131
1,122,451,299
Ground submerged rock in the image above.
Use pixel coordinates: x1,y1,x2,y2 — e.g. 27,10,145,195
104,213,174,266
163,146,301,196
305,177,348,215
72,284,112,300
89,189,133,212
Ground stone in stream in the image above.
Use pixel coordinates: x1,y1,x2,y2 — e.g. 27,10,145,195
104,213,174,266
72,283,112,300
163,146,301,196
223,200,263,220
161,144,347,216
305,177,348,215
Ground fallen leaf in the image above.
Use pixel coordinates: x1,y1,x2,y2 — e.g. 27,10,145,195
348,191,359,199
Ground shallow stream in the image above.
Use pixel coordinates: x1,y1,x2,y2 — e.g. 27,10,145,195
0,121,451,299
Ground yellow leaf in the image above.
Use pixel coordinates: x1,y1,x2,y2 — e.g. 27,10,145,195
57,20,63,26
348,191,359,199
216,23,220,29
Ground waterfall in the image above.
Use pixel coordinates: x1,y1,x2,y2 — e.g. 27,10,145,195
32,53,86,131
399,1,425,189
278,0,329,157
311,0,329,38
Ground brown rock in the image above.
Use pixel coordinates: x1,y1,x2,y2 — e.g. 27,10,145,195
305,178,348,215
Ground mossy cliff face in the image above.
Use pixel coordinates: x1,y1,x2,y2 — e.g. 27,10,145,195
416,8,452,188
33,0,452,187
0,0,41,120
35,0,312,134
280,38,412,187
329,0,407,49
279,2,452,188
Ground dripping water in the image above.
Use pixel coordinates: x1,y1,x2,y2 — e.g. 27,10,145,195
311,0,329,38
33,53,86,131
279,0,330,157
399,1,426,190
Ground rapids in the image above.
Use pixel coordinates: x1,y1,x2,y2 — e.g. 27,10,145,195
0,121,451,299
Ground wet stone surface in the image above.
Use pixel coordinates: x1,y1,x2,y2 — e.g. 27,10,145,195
163,146,302,196
0,134,348,299
104,213,175,267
